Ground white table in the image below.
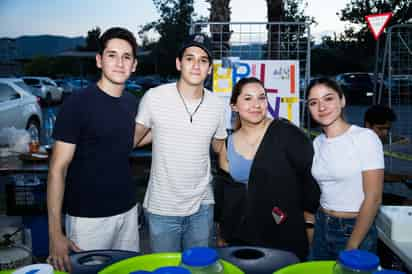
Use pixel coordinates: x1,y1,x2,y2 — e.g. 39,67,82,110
377,227,412,272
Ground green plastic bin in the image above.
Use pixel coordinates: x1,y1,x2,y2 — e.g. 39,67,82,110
273,261,335,274
99,252,244,274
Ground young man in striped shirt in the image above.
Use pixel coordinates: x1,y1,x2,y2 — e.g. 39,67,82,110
134,33,227,252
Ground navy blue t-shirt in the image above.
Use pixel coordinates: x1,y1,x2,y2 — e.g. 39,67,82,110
53,84,138,217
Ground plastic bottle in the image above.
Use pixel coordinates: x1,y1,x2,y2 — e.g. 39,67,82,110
28,125,40,153
153,266,191,274
44,108,56,145
180,247,224,274
334,250,380,274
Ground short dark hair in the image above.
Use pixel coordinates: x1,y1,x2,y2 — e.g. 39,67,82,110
306,77,344,99
364,105,397,126
98,27,138,58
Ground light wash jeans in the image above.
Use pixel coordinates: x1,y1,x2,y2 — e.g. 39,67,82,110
145,204,214,253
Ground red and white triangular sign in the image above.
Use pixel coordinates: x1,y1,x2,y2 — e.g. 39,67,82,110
365,12,393,40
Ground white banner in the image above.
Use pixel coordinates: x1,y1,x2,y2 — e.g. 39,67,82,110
212,60,300,128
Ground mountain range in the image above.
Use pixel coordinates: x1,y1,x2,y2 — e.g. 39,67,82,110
4,35,86,59
3,35,274,61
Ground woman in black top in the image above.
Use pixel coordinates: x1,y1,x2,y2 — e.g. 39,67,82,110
214,77,320,260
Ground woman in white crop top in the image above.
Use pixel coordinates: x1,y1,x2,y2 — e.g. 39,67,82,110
306,78,384,260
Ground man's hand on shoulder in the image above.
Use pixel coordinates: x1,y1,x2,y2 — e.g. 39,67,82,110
134,123,151,147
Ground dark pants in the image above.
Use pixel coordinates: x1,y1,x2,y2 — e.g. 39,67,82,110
308,209,377,260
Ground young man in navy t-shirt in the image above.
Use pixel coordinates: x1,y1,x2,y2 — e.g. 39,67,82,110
47,27,139,272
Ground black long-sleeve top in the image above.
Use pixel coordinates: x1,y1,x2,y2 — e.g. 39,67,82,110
214,119,320,260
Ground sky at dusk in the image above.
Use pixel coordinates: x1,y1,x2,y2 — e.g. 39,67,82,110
0,0,353,40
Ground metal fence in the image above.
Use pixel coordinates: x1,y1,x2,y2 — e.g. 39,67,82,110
379,24,412,173
190,21,311,126
379,24,412,141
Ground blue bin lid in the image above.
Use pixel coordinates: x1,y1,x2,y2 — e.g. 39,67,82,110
181,247,218,267
338,250,380,271
372,270,406,274
153,266,191,274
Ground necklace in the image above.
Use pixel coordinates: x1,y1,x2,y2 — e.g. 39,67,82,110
176,85,204,123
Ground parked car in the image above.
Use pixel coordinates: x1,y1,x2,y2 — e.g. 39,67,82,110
134,76,163,91
69,79,90,90
0,78,43,137
54,79,74,99
22,76,63,104
125,80,143,92
335,72,375,104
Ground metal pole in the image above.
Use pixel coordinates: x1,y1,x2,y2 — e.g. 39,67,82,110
373,37,380,105
378,30,390,104
304,23,311,132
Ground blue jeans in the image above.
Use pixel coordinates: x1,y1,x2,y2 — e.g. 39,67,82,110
146,204,214,252
308,209,377,260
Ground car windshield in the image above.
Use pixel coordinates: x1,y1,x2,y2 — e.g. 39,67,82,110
23,79,40,86
14,81,33,91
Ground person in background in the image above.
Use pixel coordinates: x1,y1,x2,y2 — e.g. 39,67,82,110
47,27,140,272
365,105,412,204
214,77,320,260
307,78,384,260
364,104,397,144
133,33,227,252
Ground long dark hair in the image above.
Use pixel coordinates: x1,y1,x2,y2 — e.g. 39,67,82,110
306,77,344,99
231,77,265,130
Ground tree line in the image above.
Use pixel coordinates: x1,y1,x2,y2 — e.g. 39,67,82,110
24,0,411,78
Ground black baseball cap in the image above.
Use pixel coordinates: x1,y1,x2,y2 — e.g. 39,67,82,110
178,33,213,62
